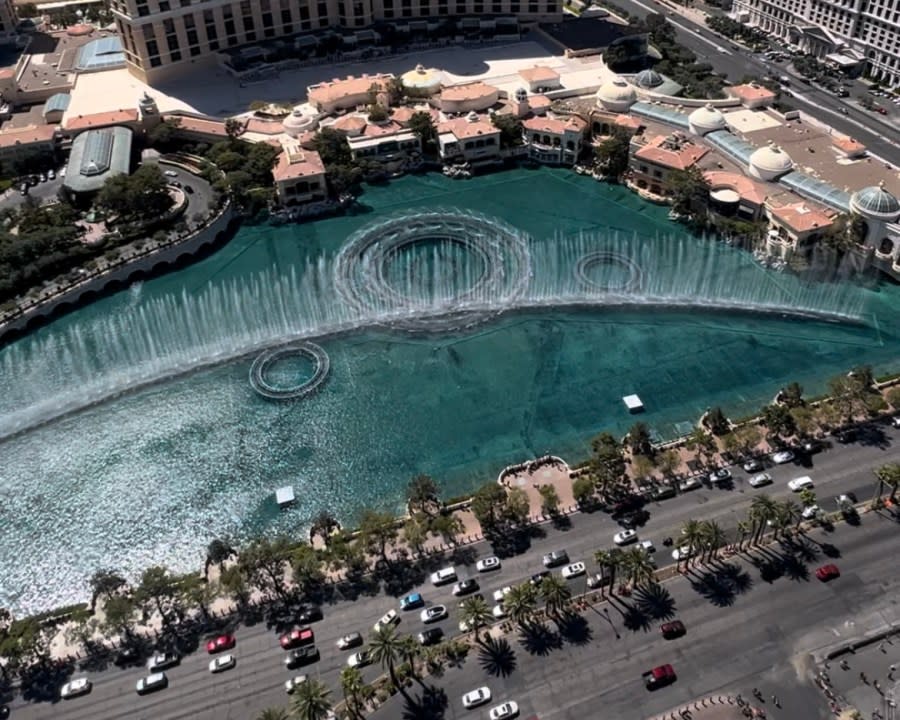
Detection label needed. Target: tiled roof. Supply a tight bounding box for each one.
[307,74,393,106]
[64,108,139,132]
[528,96,552,111]
[703,170,770,206]
[832,135,866,155]
[729,84,777,103]
[440,82,499,102]
[0,124,57,149]
[522,116,585,134]
[164,113,229,137]
[613,114,643,130]
[273,143,326,182]
[519,66,560,83]
[330,115,368,134]
[437,116,499,141]
[363,120,405,137]
[245,117,283,135]
[634,134,708,170]
[768,199,835,232]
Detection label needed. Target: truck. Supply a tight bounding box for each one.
[643,664,676,689]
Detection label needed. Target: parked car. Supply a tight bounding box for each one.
[801,504,821,519]
[297,606,323,623]
[374,609,400,632]
[209,654,236,673]
[743,458,763,472]
[834,428,857,443]
[587,572,610,589]
[561,562,586,579]
[337,632,363,650]
[542,549,569,568]
[430,567,457,586]
[47,169,55,180]
[476,556,501,572]
[643,664,677,689]
[280,627,315,650]
[788,476,814,491]
[418,627,444,646]
[489,701,520,719]
[678,477,702,492]
[60,677,92,699]
[660,620,686,639]
[749,472,773,488]
[709,468,731,484]
[135,672,168,695]
[285,675,308,694]
[347,651,371,668]
[462,686,492,708]
[613,529,637,545]
[420,605,448,624]
[530,570,551,586]
[492,586,512,603]
[164,170,178,177]
[147,652,180,671]
[284,646,319,669]
[671,546,694,561]
[400,592,424,610]
[771,450,795,464]
[492,604,508,619]
[206,634,236,654]
[815,563,840,581]
[453,578,479,596]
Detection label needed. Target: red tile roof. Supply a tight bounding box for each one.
[634,134,708,170]
[273,143,326,182]
[64,108,139,132]
[0,124,57,149]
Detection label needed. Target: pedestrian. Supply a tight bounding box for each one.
[861,671,869,684]
[841,659,851,670]
[880,641,887,653]
[771,695,780,707]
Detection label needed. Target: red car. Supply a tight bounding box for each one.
[660,620,686,639]
[206,634,236,654]
[280,627,315,650]
[816,564,840,582]
[643,664,676,689]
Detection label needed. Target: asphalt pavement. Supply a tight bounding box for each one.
[10,423,900,720]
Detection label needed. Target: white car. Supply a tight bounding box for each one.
[788,476,814,491]
[749,472,772,488]
[743,458,763,472]
[490,701,520,720]
[492,586,512,603]
[561,562,586,579]
[347,651,371,668]
[709,468,731,483]
[374,608,400,632]
[337,632,363,650]
[135,672,168,695]
[285,675,308,693]
[459,618,475,632]
[678,477,702,492]
[164,170,178,177]
[801,505,821,519]
[61,677,92,699]
[639,539,655,553]
[209,654,236,673]
[772,450,795,464]
[492,604,508,619]
[462,686,492,709]
[892,416,900,428]
[672,546,695,561]
[476,556,501,572]
[420,605,448,624]
[147,652,179,671]
[613,529,637,545]
[430,567,457,585]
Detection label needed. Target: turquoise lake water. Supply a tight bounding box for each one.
[0,166,897,614]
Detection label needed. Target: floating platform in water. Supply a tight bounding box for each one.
[623,394,644,413]
[275,486,296,508]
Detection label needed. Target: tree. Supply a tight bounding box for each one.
[102,594,137,640]
[402,515,429,556]
[590,432,626,486]
[572,475,596,507]
[88,568,127,612]
[326,529,367,577]
[408,111,438,155]
[313,127,354,166]
[667,164,711,219]
[368,625,410,700]
[491,113,524,148]
[367,103,389,122]
[290,543,325,596]
[503,583,538,628]
[505,487,530,526]
[97,164,174,221]
[471,482,509,532]
[829,368,873,424]
[290,677,333,720]
[256,708,291,720]
[340,665,370,719]
[593,126,632,179]
[309,511,340,546]
[749,494,778,544]
[219,564,251,607]
[627,422,653,456]
[781,382,804,408]
[656,449,680,480]
[760,403,796,441]
[135,565,182,626]
[406,474,441,516]
[538,574,571,618]
[685,427,717,465]
[602,42,632,70]
[358,510,399,568]
[704,407,730,436]
[700,519,727,561]
[632,454,654,484]
[538,484,561,517]
[593,549,614,596]
[238,535,293,600]
[677,519,705,567]
[886,387,900,410]
[205,538,236,578]
[147,117,182,149]
[0,615,49,677]
[873,462,900,504]
[430,512,464,547]
[621,547,656,588]
[224,117,245,139]
[459,594,493,643]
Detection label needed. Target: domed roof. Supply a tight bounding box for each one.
[635,69,664,89]
[689,103,727,132]
[282,107,316,137]
[401,64,443,91]
[595,78,637,110]
[850,181,900,219]
[749,142,793,175]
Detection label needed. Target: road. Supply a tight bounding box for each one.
[11,423,900,720]
[610,0,900,165]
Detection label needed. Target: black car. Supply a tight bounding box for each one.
[298,606,323,623]
[835,429,857,444]
[418,628,444,646]
[618,509,650,529]
[114,646,142,667]
[530,571,551,586]
[284,646,320,668]
[610,495,643,517]
[453,578,479,596]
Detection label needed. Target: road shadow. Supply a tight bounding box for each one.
[557,612,593,646]
[688,562,753,606]
[377,558,428,597]
[401,684,449,720]
[780,554,811,582]
[621,604,652,632]
[488,524,545,559]
[478,636,517,677]
[518,621,562,656]
[633,583,677,620]
[20,657,75,702]
[551,514,573,531]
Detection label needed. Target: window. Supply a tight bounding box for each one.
[146,39,159,55]
[170,50,182,61]
[159,0,170,10]
[150,55,162,66]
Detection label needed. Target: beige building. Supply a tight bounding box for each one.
[627,132,709,199]
[307,74,393,113]
[437,114,501,165]
[765,197,836,259]
[272,141,327,206]
[439,82,500,113]
[522,114,586,165]
[0,124,58,165]
[110,0,561,85]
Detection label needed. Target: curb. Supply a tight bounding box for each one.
[815,624,900,663]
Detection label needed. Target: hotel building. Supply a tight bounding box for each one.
[109,0,561,84]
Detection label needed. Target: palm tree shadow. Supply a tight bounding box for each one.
[689,562,752,607]
[519,621,562,656]
[478,635,517,677]
[557,612,593,646]
[401,684,448,720]
[633,583,677,620]
[622,605,652,632]
[781,554,811,581]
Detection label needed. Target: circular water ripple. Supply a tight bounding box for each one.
[574,250,643,293]
[249,343,330,400]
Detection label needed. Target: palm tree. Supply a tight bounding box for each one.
[290,678,333,720]
[503,583,538,628]
[397,634,422,682]
[621,547,655,589]
[539,574,571,618]
[678,519,705,568]
[459,594,493,643]
[779,498,802,531]
[593,549,613,597]
[749,494,777,544]
[368,625,409,698]
[736,519,753,551]
[700,520,727,562]
[340,666,367,719]
[256,708,290,720]
[873,462,900,505]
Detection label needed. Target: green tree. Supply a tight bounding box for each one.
[700,519,727,561]
[290,677,333,720]
[290,543,325,595]
[224,117,245,139]
[340,665,370,719]
[503,583,538,628]
[101,594,137,640]
[602,42,632,70]
[88,568,127,612]
[705,406,730,436]
[685,427,717,465]
[368,625,411,700]
[781,382,804,407]
[471,482,509,532]
[367,103,389,122]
[135,565,182,626]
[538,574,571,618]
[590,432,626,486]
[491,113,524,148]
[677,519,705,568]
[205,538,236,578]
[406,474,441,516]
[505,487,530,526]
[430,512,464,547]
[313,127,353,166]
[666,164,711,219]
[238,535,293,600]
[97,163,174,221]
[538,484,561,517]
[219,564,251,607]
[749,494,778,543]
[593,126,632,179]
[147,117,182,149]
[309,511,340,547]
[402,514,429,556]
[459,594,493,643]
[760,403,796,441]
[829,368,873,423]
[180,575,218,622]
[408,110,438,155]
[885,386,900,410]
[255,708,291,720]
[627,421,654,456]
[571,475,596,507]
[656,449,680,479]
[621,547,656,588]
[873,462,900,503]
[358,510,399,568]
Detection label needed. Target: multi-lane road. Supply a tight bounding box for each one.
[12,422,899,720]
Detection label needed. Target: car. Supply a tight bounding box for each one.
[489,701,520,719]
[816,564,841,581]
[892,416,900,428]
[147,652,180,671]
[561,562,586,579]
[462,686,492,708]
[542,549,569,567]
[374,609,400,632]
[678,477,702,492]
[337,632,363,650]
[672,546,694,561]
[530,570,551,586]
[164,170,178,177]
[639,539,655,554]
[418,627,444,645]
[834,428,857,443]
[877,106,888,114]
[492,586,512,603]
[61,677,92,699]
[135,672,168,695]
[285,675,308,694]
[209,654,236,673]
[801,504,821,519]
[420,605,448,623]
[587,572,610,589]
[613,529,637,545]
[39,172,47,182]
[297,606,323,623]
[643,664,676,689]
[651,485,677,501]
[400,592,424,610]
[430,567,457,585]
[609,495,643,516]
[206,634,236,654]
[492,604,508,619]
[788,476,814,491]
[284,646,319,668]
[18,183,27,195]
[459,618,476,632]
[749,472,773,488]
[618,509,649,528]
[114,646,141,666]
[453,578,479,596]
[660,620,686,639]
[48,169,55,180]
[709,468,731,484]
[771,450,795,464]
[347,651,371,668]
[476,556,501,572]
[280,627,315,650]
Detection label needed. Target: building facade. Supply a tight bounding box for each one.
[0,0,17,45]
[521,115,586,165]
[110,0,561,84]
[732,0,900,84]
